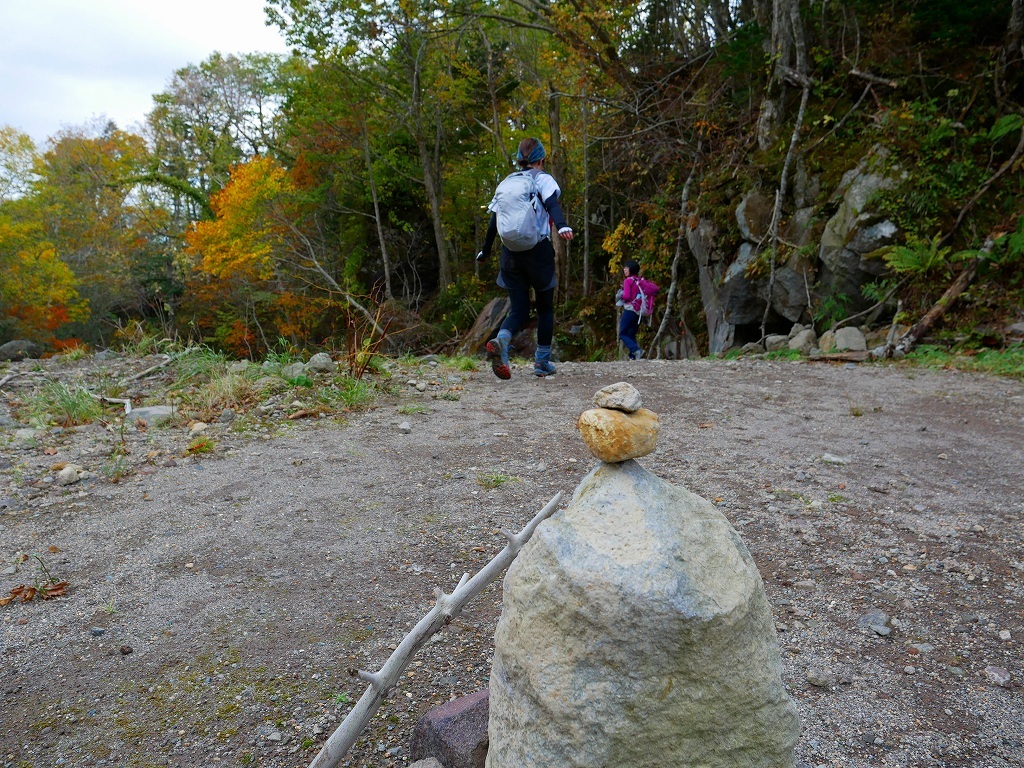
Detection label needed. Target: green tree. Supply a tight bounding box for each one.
[0,126,38,203]
[30,122,168,341]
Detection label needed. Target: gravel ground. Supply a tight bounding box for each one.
[1,353,1022,768]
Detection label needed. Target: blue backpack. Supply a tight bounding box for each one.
[488,169,543,252]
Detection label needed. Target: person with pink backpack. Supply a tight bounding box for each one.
[616,259,659,360]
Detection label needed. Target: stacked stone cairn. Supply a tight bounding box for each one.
[486,382,800,768]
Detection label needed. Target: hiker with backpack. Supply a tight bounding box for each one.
[476,137,573,379]
[616,259,659,360]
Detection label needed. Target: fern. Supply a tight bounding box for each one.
[877,236,951,274]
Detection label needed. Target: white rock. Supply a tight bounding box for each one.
[488,460,799,768]
[189,422,208,436]
[398,422,412,434]
[57,466,82,486]
[592,382,643,413]
[821,453,850,465]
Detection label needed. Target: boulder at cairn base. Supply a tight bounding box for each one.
[487,460,799,768]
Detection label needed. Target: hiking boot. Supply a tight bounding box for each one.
[632,349,645,360]
[485,337,511,380]
[533,359,557,377]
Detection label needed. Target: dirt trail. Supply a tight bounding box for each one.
[1,357,1022,768]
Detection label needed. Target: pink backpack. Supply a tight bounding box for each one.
[629,276,660,317]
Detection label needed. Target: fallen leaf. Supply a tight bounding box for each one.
[699,422,714,429]
[48,545,61,553]
[21,586,37,603]
[0,594,16,607]
[43,447,58,456]
[44,581,69,598]
[50,462,67,471]
[287,409,313,420]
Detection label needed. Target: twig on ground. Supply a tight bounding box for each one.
[124,355,172,382]
[308,492,563,768]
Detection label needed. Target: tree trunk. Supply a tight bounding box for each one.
[756,0,801,150]
[998,0,1024,102]
[418,134,451,289]
[548,83,567,300]
[689,220,734,354]
[410,41,451,289]
[650,163,697,355]
[581,86,591,296]
[361,115,393,302]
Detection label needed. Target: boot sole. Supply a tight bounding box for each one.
[485,340,511,380]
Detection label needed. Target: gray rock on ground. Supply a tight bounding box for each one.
[834,326,867,352]
[306,352,337,373]
[281,362,306,380]
[0,340,44,361]
[130,405,176,424]
[789,328,817,354]
[411,689,489,768]
[487,460,800,768]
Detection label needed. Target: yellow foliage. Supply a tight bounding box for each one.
[0,220,89,337]
[601,221,635,271]
[186,156,292,280]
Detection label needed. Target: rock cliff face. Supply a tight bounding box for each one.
[696,149,899,347]
[487,460,800,768]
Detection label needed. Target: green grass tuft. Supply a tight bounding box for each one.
[28,381,102,426]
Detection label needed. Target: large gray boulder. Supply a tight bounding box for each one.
[817,151,898,310]
[722,244,765,326]
[735,188,774,242]
[0,340,44,361]
[487,460,799,768]
[834,326,867,352]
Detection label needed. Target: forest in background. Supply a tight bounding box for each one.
[1,0,1022,360]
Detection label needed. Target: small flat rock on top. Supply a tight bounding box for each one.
[593,382,642,413]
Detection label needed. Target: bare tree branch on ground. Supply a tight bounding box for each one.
[308,492,563,768]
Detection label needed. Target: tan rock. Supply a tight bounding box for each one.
[577,407,659,463]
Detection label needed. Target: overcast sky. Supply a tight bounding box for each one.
[0,0,292,147]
